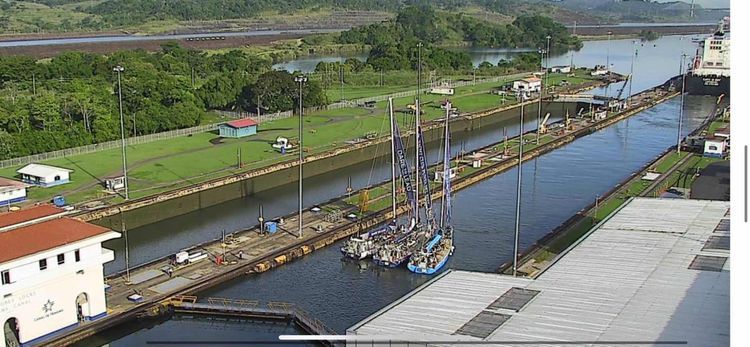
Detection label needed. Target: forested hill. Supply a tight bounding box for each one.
[336,4,581,71]
[0,0,602,34]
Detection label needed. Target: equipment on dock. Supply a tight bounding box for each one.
[264,221,278,234]
[538,113,552,135]
[358,189,370,213]
[174,251,190,265]
[272,136,293,152]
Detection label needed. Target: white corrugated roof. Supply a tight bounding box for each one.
[16,163,73,177]
[348,198,730,346]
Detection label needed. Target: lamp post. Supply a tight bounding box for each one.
[536,48,546,145]
[677,54,687,155]
[628,40,637,107]
[513,90,527,277]
[295,75,307,238]
[605,31,613,98]
[545,35,551,89]
[113,65,129,200]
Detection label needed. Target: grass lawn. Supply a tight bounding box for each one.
[1,72,596,205]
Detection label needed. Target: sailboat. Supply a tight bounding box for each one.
[371,98,420,267]
[407,101,455,275]
[341,98,415,260]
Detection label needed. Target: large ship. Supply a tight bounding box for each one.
[686,16,730,96]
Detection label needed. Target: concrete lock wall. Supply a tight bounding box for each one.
[94,101,584,231]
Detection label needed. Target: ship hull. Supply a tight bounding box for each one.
[686,74,730,96]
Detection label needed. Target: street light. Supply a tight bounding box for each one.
[513,90,528,277]
[628,40,637,107]
[677,54,688,155]
[536,48,546,145]
[545,35,551,89]
[295,75,307,239]
[113,65,129,200]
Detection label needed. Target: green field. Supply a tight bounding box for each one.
[1,71,596,205]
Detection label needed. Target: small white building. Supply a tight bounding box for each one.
[703,137,726,158]
[0,214,119,346]
[512,77,541,93]
[429,87,454,95]
[590,64,609,76]
[550,65,572,73]
[16,164,73,187]
[0,178,27,206]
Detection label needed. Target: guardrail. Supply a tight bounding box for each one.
[171,297,340,345]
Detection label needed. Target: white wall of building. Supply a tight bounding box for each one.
[695,37,730,77]
[0,233,117,345]
[0,186,25,205]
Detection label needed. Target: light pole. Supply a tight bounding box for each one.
[605,31,612,98]
[536,48,546,145]
[677,54,687,155]
[628,40,636,107]
[113,65,129,200]
[295,75,307,238]
[545,35,551,89]
[513,90,527,277]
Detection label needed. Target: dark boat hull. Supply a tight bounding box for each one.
[686,74,730,96]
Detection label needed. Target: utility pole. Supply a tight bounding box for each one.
[113,66,129,200]
[295,75,307,238]
[32,73,36,96]
[677,54,687,155]
[605,31,612,99]
[512,91,526,277]
[256,94,261,118]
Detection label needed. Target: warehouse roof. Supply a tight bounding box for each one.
[349,198,730,345]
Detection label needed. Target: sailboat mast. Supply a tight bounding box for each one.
[414,98,420,225]
[389,98,397,221]
[440,102,450,228]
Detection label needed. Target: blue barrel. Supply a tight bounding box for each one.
[264,221,277,234]
[52,195,65,207]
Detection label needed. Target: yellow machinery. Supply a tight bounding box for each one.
[358,189,370,212]
[538,112,551,134]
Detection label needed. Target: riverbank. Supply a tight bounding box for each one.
[43,81,676,347]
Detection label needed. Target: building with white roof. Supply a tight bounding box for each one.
[0,178,28,206]
[16,164,73,187]
[512,77,541,93]
[348,198,730,346]
[0,208,120,346]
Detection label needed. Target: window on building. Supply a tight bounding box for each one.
[1,270,10,285]
[39,259,47,270]
[75,250,81,262]
[57,254,65,265]
[709,145,718,151]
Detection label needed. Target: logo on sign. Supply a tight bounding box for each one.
[42,300,55,313]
